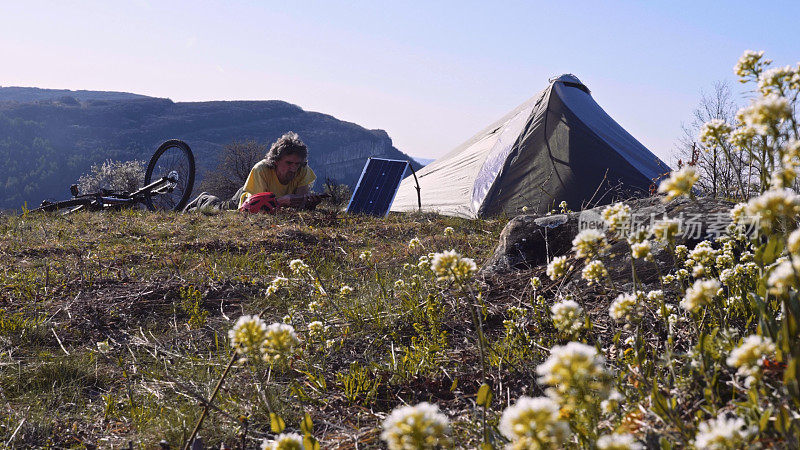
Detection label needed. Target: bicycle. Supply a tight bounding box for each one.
[33,139,196,214]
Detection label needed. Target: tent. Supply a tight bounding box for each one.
[390,74,670,218]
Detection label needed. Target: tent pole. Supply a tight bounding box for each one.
[407,161,422,211]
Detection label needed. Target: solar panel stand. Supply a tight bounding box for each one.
[406,160,422,211]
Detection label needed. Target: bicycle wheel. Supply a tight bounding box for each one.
[143,139,195,211]
[32,198,93,215]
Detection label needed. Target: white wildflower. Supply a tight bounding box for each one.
[262,323,300,363]
[726,335,776,379]
[601,390,624,414]
[651,220,680,244]
[631,240,652,260]
[610,292,641,323]
[646,290,664,303]
[228,315,268,361]
[767,257,800,295]
[536,342,611,399]
[339,285,354,296]
[380,402,451,450]
[289,259,310,276]
[788,228,800,255]
[689,241,717,266]
[430,249,478,282]
[680,279,721,312]
[499,396,570,448]
[734,50,771,81]
[308,321,325,338]
[658,166,698,202]
[597,433,643,450]
[443,226,454,237]
[572,229,608,259]
[96,340,111,354]
[719,268,734,285]
[530,276,542,289]
[417,255,431,270]
[692,264,707,278]
[737,95,792,135]
[729,202,747,224]
[546,256,571,281]
[551,299,585,335]
[261,433,304,450]
[582,260,608,285]
[693,413,756,449]
[271,276,289,288]
[674,245,689,262]
[758,65,795,95]
[408,237,422,250]
[728,126,757,149]
[601,203,631,234]
[699,119,732,148]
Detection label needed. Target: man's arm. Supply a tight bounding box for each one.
[276,185,322,209]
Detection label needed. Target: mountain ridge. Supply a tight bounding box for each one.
[0,87,420,209]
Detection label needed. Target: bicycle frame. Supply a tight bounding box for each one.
[33,139,195,214]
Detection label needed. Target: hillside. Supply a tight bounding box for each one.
[0,87,421,210]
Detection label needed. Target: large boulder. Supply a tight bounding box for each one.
[482,197,735,282]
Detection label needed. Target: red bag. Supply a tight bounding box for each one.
[239,192,278,214]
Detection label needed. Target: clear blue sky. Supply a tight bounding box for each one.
[2,1,799,163]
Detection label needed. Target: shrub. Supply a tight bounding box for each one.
[76,159,145,194]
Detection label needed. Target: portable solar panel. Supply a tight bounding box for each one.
[346,158,409,216]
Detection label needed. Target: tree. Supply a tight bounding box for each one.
[198,140,266,199]
[675,81,746,199]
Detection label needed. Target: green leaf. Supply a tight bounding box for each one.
[481,443,494,450]
[759,407,772,431]
[477,383,492,407]
[450,378,458,392]
[300,412,314,434]
[270,413,286,433]
[766,235,784,265]
[775,407,788,433]
[303,435,320,450]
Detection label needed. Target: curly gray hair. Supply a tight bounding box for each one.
[264,132,308,168]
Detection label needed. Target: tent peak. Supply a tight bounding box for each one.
[549,74,590,94]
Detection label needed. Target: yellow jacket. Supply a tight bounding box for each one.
[238,160,316,208]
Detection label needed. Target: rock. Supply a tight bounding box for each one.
[482,196,734,277]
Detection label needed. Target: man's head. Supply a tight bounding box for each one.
[264,132,309,184]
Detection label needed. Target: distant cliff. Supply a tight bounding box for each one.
[0,87,421,210]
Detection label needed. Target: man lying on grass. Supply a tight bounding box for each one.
[185,132,323,213]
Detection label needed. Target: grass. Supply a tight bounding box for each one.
[1,201,798,449]
[0,207,509,448]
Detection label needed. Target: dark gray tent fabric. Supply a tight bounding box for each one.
[390,74,670,218]
[555,82,666,181]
